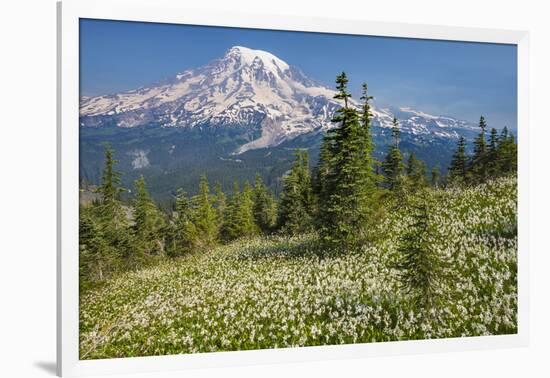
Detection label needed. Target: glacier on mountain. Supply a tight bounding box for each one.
[80,46,477,154]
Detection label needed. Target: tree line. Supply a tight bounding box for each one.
[80,72,517,290]
[448,116,517,184]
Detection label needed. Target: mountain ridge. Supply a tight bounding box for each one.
[80,46,478,154]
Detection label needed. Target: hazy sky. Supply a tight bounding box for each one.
[80,19,517,129]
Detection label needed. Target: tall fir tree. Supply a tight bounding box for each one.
[95,144,131,259]
[487,127,499,178]
[213,182,227,233]
[316,74,379,246]
[131,175,166,261]
[79,207,115,282]
[166,189,198,257]
[334,70,351,107]
[406,152,427,191]
[191,175,218,247]
[470,115,489,182]
[278,150,314,235]
[223,181,258,240]
[252,174,277,233]
[497,127,517,175]
[221,181,241,241]
[237,181,259,237]
[313,132,332,203]
[359,83,380,190]
[382,117,404,191]
[395,192,447,316]
[359,83,375,158]
[98,144,124,206]
[448,136,469,184]
[358,83,384,234]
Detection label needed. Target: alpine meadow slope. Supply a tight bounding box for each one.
[80,176,517,358]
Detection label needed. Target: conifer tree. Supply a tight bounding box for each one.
[313,133,333,203]
[236,181,259,237]
[253,174,277,233]
[396,192,446,314]
[223,181,258,240]
[278,150,314,235]
[359,83,375,157]
[175,189,193,224]
[334,71,352,108]
[391,116,400,147]
[132,175,166,260]
[79,207,115,282]
[359,83,380,190]
[316,73,379,246]
[166,189,197,257]
[406,152,427,191]
[213,182,227,232]
[95,145,131,258]
[98,144,124,206]
[382,117,404,190]
[191,175,218,247]
[497,127,517,175]
[487,127,499,178]
[500,126,509,140]
[448,136,469,184]
[221,181,241,241]
[358,83,383,232]
[406,153,418,176]
[296,151,314,215]
[470,115,488,182]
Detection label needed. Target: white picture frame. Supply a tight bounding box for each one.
[57,0,530,376]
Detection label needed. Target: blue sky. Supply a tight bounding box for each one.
[80,19,517,129]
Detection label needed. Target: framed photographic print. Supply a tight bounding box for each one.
[57,0,529,376]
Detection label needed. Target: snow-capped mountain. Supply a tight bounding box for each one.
[80,46,477,154]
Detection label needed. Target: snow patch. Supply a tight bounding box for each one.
[229,46,290,73]
[129,150,150,169]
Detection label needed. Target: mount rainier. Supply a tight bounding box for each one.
[79,46,479,200]
[80,46,477,154]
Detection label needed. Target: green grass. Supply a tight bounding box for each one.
[80,176,517,359]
